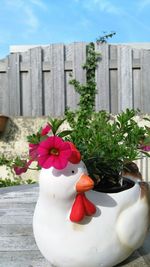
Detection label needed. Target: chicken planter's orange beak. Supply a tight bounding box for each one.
[76,174,94,193]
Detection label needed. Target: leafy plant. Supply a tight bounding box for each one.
[0,177,36,188]
[65,42,150,190]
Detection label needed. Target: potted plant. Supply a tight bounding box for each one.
[12,42,150,267]
[24,115,149,267]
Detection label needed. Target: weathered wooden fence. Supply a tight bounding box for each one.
[0,42,150,116]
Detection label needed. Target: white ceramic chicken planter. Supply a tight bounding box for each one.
[33,160,150,267]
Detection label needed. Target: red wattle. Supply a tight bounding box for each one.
[70,193,96,222]
[70,194,85,222]
[82,193,96,216]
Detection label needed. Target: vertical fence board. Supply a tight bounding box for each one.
[66,42,86,110]
[109,45,118,113]
[133,49,141,110]
[65,70,74,110]
[0,72,8,115]
[110,70,118,114]
[20,51,31,116]
[44,44,65,117]
[141,50,150,113]
[42,46,51,116]
[20,72,30,116]
[43,71,51,115]
[29,47,43,116]
[109,45,117,60]
[95,43,110,111]
[7,54,20,115]
[133,69,141,110]
[0,59,8,115]
[118,46,133,112]
[73,42,86,84]
[65,43,76,110]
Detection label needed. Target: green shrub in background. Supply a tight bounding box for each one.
[0,177,35,188]
[65,41,150,190]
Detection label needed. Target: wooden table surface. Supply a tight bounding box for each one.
[0,184,150,267]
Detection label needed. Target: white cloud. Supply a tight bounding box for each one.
[24,6,39,33]
[30,0,47,10]
[138,0,150,9]
[75,0,122,15]
[93,0,121,14]
[3,0,47,35]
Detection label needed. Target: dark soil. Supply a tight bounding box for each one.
[93,178,135,193]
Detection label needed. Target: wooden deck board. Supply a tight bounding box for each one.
[0,184,150,267]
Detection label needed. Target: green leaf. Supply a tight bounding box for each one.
[57,130,73,138]
[143,136,150,145]
[40,135,48,142]
[48,117,66,135]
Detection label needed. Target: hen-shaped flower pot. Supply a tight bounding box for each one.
[33,160,150,267]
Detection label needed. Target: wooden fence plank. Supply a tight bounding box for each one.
[65,42,86,111]
[20,51,31,115]
[118,45,133,112]
[109,45,118,113]
[132,49,141,110]
[95,43,110,111]
[52,43,65,117]
[0,58,8,115]
[133,69,141,110]
[65,43,75,110]
[44,44,65,117]
[29,47,43,116]
[7,54,20,115]
[110,70,118,114]
[41,46,51,116]
[141,49,150,113]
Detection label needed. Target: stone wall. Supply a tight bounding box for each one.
[0,117,50,181]
[0,117,50,158]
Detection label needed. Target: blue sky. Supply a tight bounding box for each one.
[0,0,150,59]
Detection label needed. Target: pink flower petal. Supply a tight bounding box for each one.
[141,145,150,151]
[38,146,49,155]
[38,155,51,167]
[41,123,52,136]
[40,137,55,149]
[29,143,39,161]
[59,149,72,159]
[37,136,72,170]
[53,156,68,170]
[14,165,27,175]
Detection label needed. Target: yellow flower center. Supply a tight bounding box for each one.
[50,148,59,156]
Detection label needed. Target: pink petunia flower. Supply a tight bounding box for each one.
[14,165,28,175]
[41,123,52,136]
[141,145,150,152]
[13,160,32,175]
[37,136,72,170]
[29,143,39,161]
[67,141,81,164]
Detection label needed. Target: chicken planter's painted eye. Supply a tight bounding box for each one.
[72,170,75,174]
